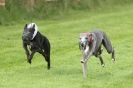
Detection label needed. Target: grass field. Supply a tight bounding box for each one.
[0,4,133,88]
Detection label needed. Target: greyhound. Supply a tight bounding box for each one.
[22,23,51,69]
[79,30,115,78]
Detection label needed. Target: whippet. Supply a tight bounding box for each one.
[79,30,115,78]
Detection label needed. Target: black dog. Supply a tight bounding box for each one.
[22,23,51,69]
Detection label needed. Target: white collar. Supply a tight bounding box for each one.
[27,23,38,40]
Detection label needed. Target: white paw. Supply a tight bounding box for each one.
[112,59,115,63]
[102,64,105,67]
[112,59,115,61]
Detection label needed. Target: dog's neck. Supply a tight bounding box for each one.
[27,23,38,40]
[32,28,38,40]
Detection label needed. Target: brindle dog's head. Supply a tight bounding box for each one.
[22,23,38,44]
[79,33,93,50]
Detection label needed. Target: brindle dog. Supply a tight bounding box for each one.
[79,30,115,78]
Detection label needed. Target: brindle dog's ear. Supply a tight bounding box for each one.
[89,33,93,43]
[24,24,27,29]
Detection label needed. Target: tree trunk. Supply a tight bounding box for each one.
[28,0,35,7]
[26,0,35,11]
[0,0,5,7]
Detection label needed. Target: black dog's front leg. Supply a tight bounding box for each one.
[23,43,30,62]
[23,42,36,64]
[28,51,36,64]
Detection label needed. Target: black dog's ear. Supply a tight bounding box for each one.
[33,24,35,28]
[24,24,27,29]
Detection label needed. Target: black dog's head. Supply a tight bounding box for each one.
[22,23,38,44]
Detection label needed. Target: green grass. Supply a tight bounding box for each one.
[0,4,133,88]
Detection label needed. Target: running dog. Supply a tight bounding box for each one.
[79,30,115,78]
[22,23,51,69]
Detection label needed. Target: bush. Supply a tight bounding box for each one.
[0,0,133,25]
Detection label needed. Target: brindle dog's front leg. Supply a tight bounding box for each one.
[81,53,92,63]
[23,43,30,62]
[81,53,91,79]
[82,62,87,79]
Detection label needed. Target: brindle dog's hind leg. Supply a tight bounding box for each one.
[98,55,105,67]
[112,48,115,62]
[96,46,105,67]
[95,54,105,67]
[102,33,115,62]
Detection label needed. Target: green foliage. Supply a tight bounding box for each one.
[0,0,133,25]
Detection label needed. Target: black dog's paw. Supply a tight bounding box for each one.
[28,59,32,64]
[47,66,50,70]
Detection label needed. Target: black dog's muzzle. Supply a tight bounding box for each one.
[22,32,33,44]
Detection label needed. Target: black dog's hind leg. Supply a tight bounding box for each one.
[39,51,50,69]
[46,54,50,70]
[44,53,50,70]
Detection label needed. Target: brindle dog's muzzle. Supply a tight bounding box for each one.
[79,37,88,50]
[80,42,87,50]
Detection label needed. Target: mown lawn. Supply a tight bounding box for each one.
[0,4,133,88]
